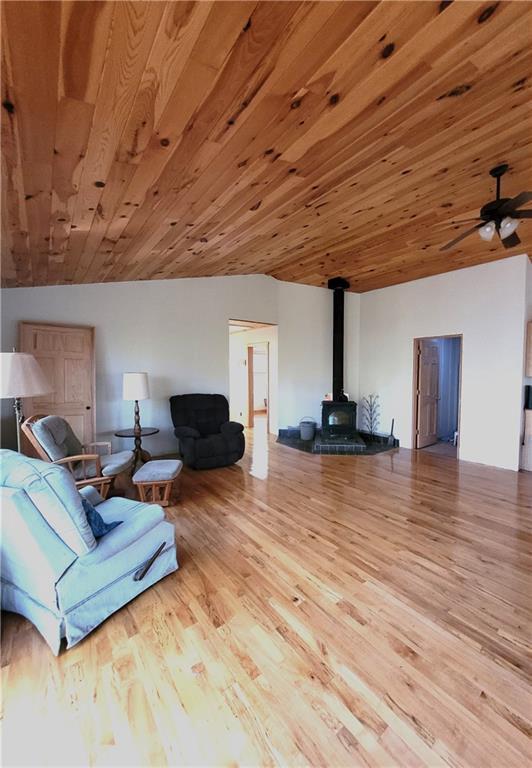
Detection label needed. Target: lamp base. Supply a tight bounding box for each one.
[132,400,151,468]
[14,397,23,453]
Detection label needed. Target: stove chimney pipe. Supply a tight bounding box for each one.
[327,276,350,402]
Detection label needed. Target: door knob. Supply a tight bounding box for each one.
[86,406,91,410]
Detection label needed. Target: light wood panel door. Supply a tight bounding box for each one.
[415,339,439,449]
[19,322,95,446]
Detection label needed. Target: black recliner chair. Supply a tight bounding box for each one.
[169,394,245,470]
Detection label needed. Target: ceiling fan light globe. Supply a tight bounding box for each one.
[478,221,496,241]
[500,216,519,240]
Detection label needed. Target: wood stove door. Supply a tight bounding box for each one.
[415,339,439,448]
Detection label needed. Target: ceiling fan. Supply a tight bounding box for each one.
[440,164,532,252]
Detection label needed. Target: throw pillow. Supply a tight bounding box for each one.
[81,497,122,539]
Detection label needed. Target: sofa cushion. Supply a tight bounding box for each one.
[0,450,96,555]
[32,415,83,461]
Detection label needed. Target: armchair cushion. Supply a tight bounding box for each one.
[220,420,245,436]
[78,497,165,565]
[72,450,133,480]
[174,425,201,439]
[32,415,83,461]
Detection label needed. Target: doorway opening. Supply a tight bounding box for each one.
[413,335,462,459]
[247,342,269,430]
[228,320,278,437]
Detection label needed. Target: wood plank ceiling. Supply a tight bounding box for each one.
[1,1,531,292]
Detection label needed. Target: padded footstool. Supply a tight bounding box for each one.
[133,459,183,507]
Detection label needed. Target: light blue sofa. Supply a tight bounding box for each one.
[0,449,178,654]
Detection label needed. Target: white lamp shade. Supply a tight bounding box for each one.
[500,216,519,240]
[478,221,496,242]
[0,352,52,398]
[122,372,150,401]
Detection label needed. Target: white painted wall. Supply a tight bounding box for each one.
[520,257,532,469]
[0,275,278,454]
[229,325,278,433]
[277,281,360,427]
[359,254,529,471]
[1,274,354,451]
[525,256,532,374]
[2,256,526,470]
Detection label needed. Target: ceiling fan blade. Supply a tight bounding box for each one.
[513,209,532,219]
[440,223,483,252]
[499,191,532,215]
[447,217,482,225]
[501,231,521,249]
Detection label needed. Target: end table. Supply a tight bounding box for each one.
[114,427,159,468]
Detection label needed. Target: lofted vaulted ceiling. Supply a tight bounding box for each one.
[1,0,531,292]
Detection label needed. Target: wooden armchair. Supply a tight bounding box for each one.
[21,415,134,499]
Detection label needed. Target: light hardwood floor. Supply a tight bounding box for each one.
[2,431,531,767]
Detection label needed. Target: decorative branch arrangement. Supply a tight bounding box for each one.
[362,394,380,435]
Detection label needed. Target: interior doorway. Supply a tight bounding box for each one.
[413,335,462,459]
[228,320,278,435]
[247,342,269,430]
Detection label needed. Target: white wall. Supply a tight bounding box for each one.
[359,255,528,471]
[1,275,278,454]
[2,256,527,470]
[525,256,532,375]
[277,281,360,427]
[1,274,355,451]
[520,258,532,468]
[229,326,279,433]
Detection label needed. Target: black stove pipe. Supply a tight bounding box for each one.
[327,276,350,402]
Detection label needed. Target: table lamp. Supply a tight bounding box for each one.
[0,351,52,452]
[122,371,150,436]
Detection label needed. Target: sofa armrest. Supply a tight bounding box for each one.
[221,420,244,436]
[174,426,201,439]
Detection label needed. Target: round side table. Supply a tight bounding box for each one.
[115,427,159,468]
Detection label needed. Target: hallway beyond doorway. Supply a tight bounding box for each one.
[414,335,462,459]
[228,320,278,436]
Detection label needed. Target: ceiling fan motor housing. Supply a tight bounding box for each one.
[480,199,511,222]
